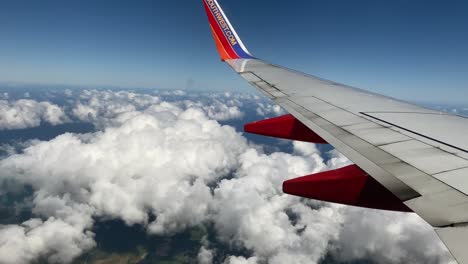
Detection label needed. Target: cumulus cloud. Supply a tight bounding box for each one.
[198,246,215,264]
[330,208,454,264]
[183,99,244,121]
[71,90,161,127]
[326,149,353,169]
[0,95,251,262]
[0,144,17,158]
[0,218,95,264]
[164,91,254,122]
[64,89,73,97]
[0,90,454,264]
[224,256,258,264]
[71,90,251,128]
[255,102,285,117]
[212,148,344,263]
[0,99,68,130]
[1,106,247,225]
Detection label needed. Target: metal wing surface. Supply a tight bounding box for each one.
[202,0,468,262]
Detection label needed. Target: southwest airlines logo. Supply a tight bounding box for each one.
[206,0,238,46]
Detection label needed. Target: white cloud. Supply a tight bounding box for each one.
[255,103,285,117]
[224,256,258,264]
[212,148,343,263]
[201,103,244,121]
[326,149,353,169]
[71,90,160,127]
[198,246,214,264]
[0,218,95,264]
[0,95,251,262]
[0,99,68,130]
[0,144,17,158]
[0,90,455,264]
[1,106,248,226]
[64,89,73,97]
[71,90,250,127]
[330,208,454,264]
[182,99,244,121]
[293,141,321,157]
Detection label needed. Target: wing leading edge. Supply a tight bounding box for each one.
[202,0,468,263]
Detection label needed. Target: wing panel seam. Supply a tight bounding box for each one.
[361,112,468,154]
[280,97,421,201]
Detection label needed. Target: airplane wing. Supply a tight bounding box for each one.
[202,0,468,263]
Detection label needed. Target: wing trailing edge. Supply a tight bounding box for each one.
[436,226,468,264]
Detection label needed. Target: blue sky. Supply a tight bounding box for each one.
[1,0,468,103]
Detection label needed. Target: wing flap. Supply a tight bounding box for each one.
[279,96,422,200]
[437,225,468,264]
[283,164,412,212]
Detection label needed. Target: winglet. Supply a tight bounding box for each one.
[203,0,253,61]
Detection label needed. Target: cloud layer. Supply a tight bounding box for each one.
[0,90,455,264]
[0,99,68,130]
[330,209,452,264]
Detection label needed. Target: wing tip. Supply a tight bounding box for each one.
[203,0,254,61]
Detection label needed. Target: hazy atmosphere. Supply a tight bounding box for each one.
[1,0,468,102]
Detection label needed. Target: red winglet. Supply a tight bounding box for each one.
[244,114,327,144]
[283,165,412,212]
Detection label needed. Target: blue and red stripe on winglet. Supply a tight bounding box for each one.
[203,0,253,60]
